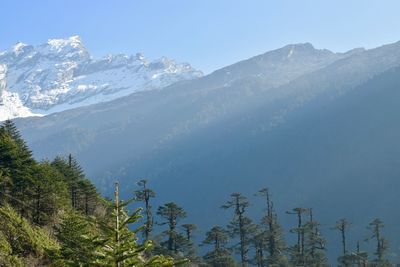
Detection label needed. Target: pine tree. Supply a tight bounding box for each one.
[93,182,182,266]
[55,210,99,265]
[222,193,252,267]
[250,226,267,267]
[354,241,368,267]
[78,179,99,216]
[366,218,390,266]
[303,209,328,266]
[286,207,309,266]
[157,202,187,254]
[256,188,287,266]
[0,168,12,206]
[1,119,33,160]
[51,155,87,211]
[135,179,155,241]
[0,120,36,219]
[31,161,69,225]
[0,129,16,205]
[333,218,355,266]
[202,226,237,267]
[181,223,199,261]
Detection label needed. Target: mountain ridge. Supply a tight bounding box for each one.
[0,36,202,121]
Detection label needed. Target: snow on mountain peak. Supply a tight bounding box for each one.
[0,36,203,120]
[0,64,6,84]
[46,35,84,52]
[35,35,90,60]
[0,64,39,121]
[48,35,81,46]
[12,42,29,56]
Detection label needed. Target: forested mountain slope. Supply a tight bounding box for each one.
[14,41,400,263]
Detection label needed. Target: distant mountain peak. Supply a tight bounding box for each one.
[0,36,203,120]
[12,42,29,56]
[47,35,82,47]
[289,42,315,49]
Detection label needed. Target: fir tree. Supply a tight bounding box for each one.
[78,179,99,216]
[256,188,287,266]
[0,129,16,205]
[333,218,355,267]
[222,193,252,267]
[93,182,182,266]
[135,179,155,241]
[55,210,99,265]
[366,218,390,266]
[202,226,237,267]
[0,120,36,219]
[157,202,187,254]
[250,226,267,267]
[31,161,69,225]
[303,209,328,266]
[54,154,87,210]
[181,223,199,261]
[286,207,309,266]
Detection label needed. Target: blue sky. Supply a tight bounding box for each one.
[1,0,400,73]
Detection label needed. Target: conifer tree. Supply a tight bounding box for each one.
[32,161,68,225]
[93,182,181,266]
[51,155,87,211]
[181,224,196,243]
[250,226,267,267]
[303,209,328,266]
[0,120,36,219]
[0,169,12,206]
[202,226,237,267]
[78,179,99,216]
[334,218,351,256]
[333,218,356,266]
[366,218,390,266]
[0,129,15,205]
[256,188,287,266]
[68,154,84,209]
[222,193,252,267]
[354,241,368,267]
[157,202,187,254]
[55,210,99,265]
[135,179,155,241]
[181,223,198,261]
[286,207,309,266]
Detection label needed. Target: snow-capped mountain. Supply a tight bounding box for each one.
[0,64,39,120]
[0,36,202,120]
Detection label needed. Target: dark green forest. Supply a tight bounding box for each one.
[0,119,395,267]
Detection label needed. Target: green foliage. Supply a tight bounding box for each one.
[222,193,253,266]
[1,119,399,267]
[256,188,288,266]
[0,122,36,218]
[366,218,391,266]
[202,226,237,267]
[91,183,184,267]
[54,211,100,266]
[157,202,187,255]
[32,161,69,225]
[135,179,156,241]
[181,223,199,262]
[0,120,106,266]
[0,204,59,266]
